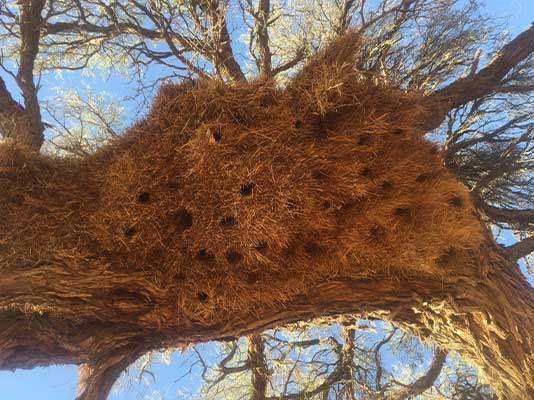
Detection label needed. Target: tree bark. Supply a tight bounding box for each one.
[255,0,272,79]
[388,348,447,400]
[0,0,45,149]
[248,334,269,400]
[507,236,534,261]
[1,237,533,399]
[0,76,42,148]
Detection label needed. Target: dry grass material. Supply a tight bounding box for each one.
[0,33,484,326]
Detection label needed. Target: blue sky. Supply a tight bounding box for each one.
[0,1,533,399]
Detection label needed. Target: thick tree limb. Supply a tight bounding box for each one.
[507,236,534,261]
[476,199,534,228]
[201,0,246,82]
[424,24,534,133]
[270,49,306,76]
[0,76,25,124]
[485,206,534,227]
[44,12,208,53]
[15,0,45,149]
[44,21,163,40]
[76,346,147,400]
[339,320,356,398]
[334,0,356,35]
[255,0,272,78]
[435,24,534,104]
[389,348,447,400]
[0,0,45,149]
[248,334,269,400]
[493,84,534,94]
[1,244,533,399]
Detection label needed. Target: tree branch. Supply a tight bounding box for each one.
[248,333,269,400]
[374,328,396,390]
[339,320,356,398]
[368,0,416,73]
[477,200,534,228]
[389,348,447,400]
[0,0,45,149]
[424,24,534,133]
[254,0,272,78]
[493,84,534,94]
[76,347,146,400]
[202,0,246,82]
[507,236,534,261]
[265,321,357,400]
[15,0,45,149]
[334,0,356,35]
[0,76,23,117]
[44,2,214,80]
[142,2,211,80]
[271,48,306,76]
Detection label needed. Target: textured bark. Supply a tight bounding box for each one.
[204,0,246,82]
[0,0,45,149]
[76,349,145,400]
[339,321,356,399]
[507,236,534,261]
[1,239,533,399]
[255,0,272,78]
[0,76,41,148]
[248,334,269,400]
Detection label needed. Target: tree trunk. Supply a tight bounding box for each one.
[0,77,44,150]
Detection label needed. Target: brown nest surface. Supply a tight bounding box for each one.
[0,33,483,325]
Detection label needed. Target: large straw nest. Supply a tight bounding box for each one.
[0,32,484,325]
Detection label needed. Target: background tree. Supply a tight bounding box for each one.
[116,318,491,399]
[1,1,534,399]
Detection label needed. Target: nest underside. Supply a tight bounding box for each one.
[0,33,484,325]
